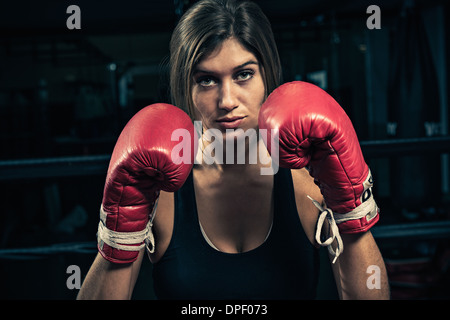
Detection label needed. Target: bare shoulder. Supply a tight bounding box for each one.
[149,190,175,263]
[290,168,323,246]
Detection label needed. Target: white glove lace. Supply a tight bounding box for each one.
[308,196,343,264]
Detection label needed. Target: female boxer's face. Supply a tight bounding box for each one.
[191,37,265,135]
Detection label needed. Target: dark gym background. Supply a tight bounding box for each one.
[0,0,449,300]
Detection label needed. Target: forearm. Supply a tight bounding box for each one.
[331,231,390,300]
[77,250,144,300]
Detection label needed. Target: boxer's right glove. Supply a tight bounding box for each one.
[98,103,195,264]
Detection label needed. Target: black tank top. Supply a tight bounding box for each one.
[152,167,319,299]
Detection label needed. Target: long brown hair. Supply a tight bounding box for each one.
[169,0,282,119]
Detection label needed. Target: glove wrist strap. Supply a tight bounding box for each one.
[97,203,157,253]
[333,195,378,224]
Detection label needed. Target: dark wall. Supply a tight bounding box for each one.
[1,0,449,301]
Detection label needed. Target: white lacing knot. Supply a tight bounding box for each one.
[308,196,343,264]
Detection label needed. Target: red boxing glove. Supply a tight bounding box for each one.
[98,103,195,264]
[259,81,379,238]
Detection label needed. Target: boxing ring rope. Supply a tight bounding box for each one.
[359,136,450,157]
[1,136,450,181]
[0,242,97,260]
[1,222,449,260]
[0,154,111,181]
[1,136,450,259]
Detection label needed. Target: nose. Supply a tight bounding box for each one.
[218,81,238,111]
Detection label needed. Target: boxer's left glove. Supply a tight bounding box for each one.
[259,81,379,261]
[98,103,195,264]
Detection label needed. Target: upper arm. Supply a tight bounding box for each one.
[149,190,175,263]
[290,168,323,246]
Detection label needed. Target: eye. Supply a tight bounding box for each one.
[196,76,217,87]
[235,70,255,82]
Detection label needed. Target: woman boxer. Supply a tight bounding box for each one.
[78,0,389,299]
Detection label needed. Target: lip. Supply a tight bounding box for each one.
[216,116,246,129]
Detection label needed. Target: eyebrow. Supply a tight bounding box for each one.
[193,60,259,75]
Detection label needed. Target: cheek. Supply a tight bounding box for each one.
[191,87,203,115]
[192,90,214,120]
[251,79,266,110]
